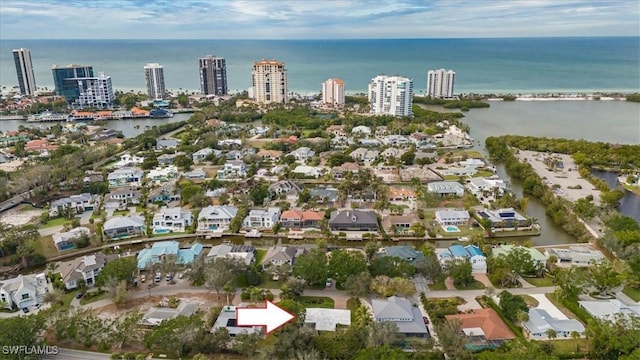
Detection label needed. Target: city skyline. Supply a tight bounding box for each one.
[0,1,638,39]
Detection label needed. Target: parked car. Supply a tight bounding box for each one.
[75,292,84,299]
[34,303,41,309]
[326,278,333,288]
[166,274,172,282]
[155,272,161,283]
[423,316,429,324]
[22,307,29,313]
[140,274,146,283]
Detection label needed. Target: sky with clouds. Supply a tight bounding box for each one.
[1,0,638,39]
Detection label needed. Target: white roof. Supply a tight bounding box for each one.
[305,308,351,331]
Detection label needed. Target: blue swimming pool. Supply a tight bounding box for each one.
[442,225,461,233]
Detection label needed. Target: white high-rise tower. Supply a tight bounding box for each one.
[368,75,413,117]
[427,69,455,98]
[144,63,166,100]
[322,78,345,106]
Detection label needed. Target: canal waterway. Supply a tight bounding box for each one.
[592,170,640,223]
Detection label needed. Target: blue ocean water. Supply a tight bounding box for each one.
[1,38,639,94]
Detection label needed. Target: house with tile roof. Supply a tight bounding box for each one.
[387,187,417,201]
[372,296,429,337]
[279,210,323,229]
[445,308,515,350]
[381,214,421,235]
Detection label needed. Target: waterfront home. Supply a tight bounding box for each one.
[52,226,90,251]
[359,138,382,147]
[24,139,58,154]
[106,188,141,208]
[192,148,220,163]
[476,208,531,231]
[249,126,270,137]
[49,193,96,217]
[103,216,145,240]
[578,299,640,322]
[279,209,323,229]
[445,309,515,350]
[197,205,238,233]
[137,240,203,269]
[435,210,470,226]
[381,214,421,235]
[211,305,263,338]
[268,180,302,198]
[331,162,360,180]
[242,207,281,229]
[147,166,179,183]
[466,177,508,202]
[156,138,180,150]
[372,296,429,338]
[351,125,372,136]
[329,210,379,232]
[184,168,206,180]
[289,147,315,163]
[387,187,417,201]
[292,165,323,178]
[140,302,199,326]
[382,135,411,147]
[326,125,347,137]
[152,207,193,234]
[261,246,306,270]
[522,308,585,340]
[381,147,408,161]
[399,166,442,182]
[544,246,605,267]
[309,186,339,203]
[350,148,378,163]
[492,245,547,269]
[305,308,351,332]
[432,165,478,177]
[377,245,425,265]
[57,254,108,290]
[437,245,487,274]
[0,273,51,310]
[427,181,465,197]
[257,149,283,162]
[217,160,247,179]
[108,167,144,188]
[207,244,255,266]
[114,153,144,168]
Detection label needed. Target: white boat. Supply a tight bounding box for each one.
[27,111,69,123]
[245,229,262,238]
[458,236,470,242]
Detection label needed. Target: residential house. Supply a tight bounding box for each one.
[329,210,379,232]
[0,273,50,310]
[107,167,144,187]
[437,245,487,274]
[415,151,439,162]
[24,139,58,154]
[137,240,204,269]
[435,210,470,226]
[476,208,531,231]
[279,210,323,229]
[522,308,585,340]
[218,139,242,148]
[225,150,244,160]
[184,169,206,180]
[544,246,605,267]
[57,254,109,290]
[432,165,478,177]
[330,136,354,150]
[106,188,141,208]
[289,147,315,163]
[261,246,306,270]
[387,187,417,201]
[309,187,339,203]
[49,193,95,217]
[427,181,465,197]
[359,138,382,147]
[197,205,238,233]
[114,153,144,168]
[52,227,90,251]
[374,126,389,137]
[410,133,437,150]
[381,147,408,161]
[399,166,442,183]
[140,302,199,326]
[578,299,640,322]
[377,245,425,265]
[351,125,372,136]
[305,308,351,331]
[492,245,547,269]
[103,216,145,240]
[326,125,346,137]
[156,138,180,150]
[249,126,270,137]
[381,214,421,235]
[211,305,263,337]
[243,207,281,229]
[257,149,283,162]
[383,135,411,147]
[207,244,255,266]
[445,308,516,350]
[332,162,360,180]
[372,296,429,337]
[217,160,247,179]
[152,207,193,234]
[149,183,180,204]
[157,153,182,166]
[147,166,179,183]
[350,148,379,163]
[292,165,323,178]
[268,180,302,198]
[192,148,220,163]
[466,177,508,202]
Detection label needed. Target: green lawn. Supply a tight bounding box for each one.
[113,209,131,216]
[429,278,447,291]
[255,249,267,265]
[549,338,588,355]
[519,294,540,308]
[80,290,109,305]
[299,296,334,309]
[259,272,281,289]
[455,280,486,290]
[622,286,640,302]
[34,235,61,259]
[39,217,72,228]
[525,276,555,287]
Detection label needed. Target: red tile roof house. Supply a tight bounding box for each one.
[445,308,516,350]
[24,139,58,153]
[279,210,323,229]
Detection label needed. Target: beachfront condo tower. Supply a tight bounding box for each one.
[144,63,166,100]
[52,64,94,101]
[427,69,456,98]
[322,78,345,106]
[199,55,228,96]
[251,59,288,104]
[368,75,414,117]
[59,72,114,110]
[12,48,37,96]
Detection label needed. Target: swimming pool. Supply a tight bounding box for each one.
[442,225,461,233]
[154,229,170,234]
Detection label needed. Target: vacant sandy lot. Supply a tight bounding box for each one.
[0,208,41,226]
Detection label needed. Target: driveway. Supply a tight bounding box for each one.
[473,274,493,288]
[530,293,567,319]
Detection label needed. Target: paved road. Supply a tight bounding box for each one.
[42,348,111,360]
[0,191,31,213]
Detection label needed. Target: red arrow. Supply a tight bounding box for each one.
[236,300,296,334]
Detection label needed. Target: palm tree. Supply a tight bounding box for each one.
[546,328,558,340]
[570,331,581,352]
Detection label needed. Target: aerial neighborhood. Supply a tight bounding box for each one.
[0,50,639,360]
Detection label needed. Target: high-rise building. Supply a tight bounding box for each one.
[322,78,345,106]
[199,55,227,96]
[63,72,114,109]
[368,75,413,117]
[52,64,94,101]
[251,59,288,104]
[144,63,166,100]
[426,69,455,98]
[12,48,37,96]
